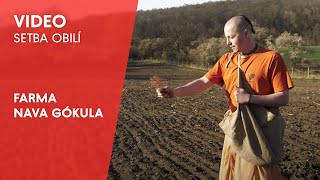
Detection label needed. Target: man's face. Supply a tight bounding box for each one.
[224,24,246,53]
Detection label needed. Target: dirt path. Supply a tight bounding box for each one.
[108,62,320,179]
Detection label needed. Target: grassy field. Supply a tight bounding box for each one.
[281,46,320,64]
[307,46,320,61]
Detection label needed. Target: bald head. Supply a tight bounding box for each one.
[224,15,257,54]
[225,16,255,34]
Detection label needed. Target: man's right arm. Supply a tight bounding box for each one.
[157,76,213,98]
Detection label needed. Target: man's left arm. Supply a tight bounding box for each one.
[235,88,289,107]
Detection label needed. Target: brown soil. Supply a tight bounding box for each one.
[108,62,320,180]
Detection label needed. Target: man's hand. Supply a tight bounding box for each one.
[234,87,290,106]
[156,86,174,98]
[234,87,250,104]
[155,76,213,98]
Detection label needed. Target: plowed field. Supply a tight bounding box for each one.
[108,62,320,180]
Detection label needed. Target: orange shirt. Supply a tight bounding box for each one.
[204,48,294,112]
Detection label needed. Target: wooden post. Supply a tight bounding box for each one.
[308,66,310,78]
[291,67,294,77]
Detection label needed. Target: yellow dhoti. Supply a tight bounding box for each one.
[219,136,283,180]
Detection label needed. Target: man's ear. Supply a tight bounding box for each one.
[244,29,249,38]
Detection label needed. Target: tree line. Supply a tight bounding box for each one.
[130,0,319,67]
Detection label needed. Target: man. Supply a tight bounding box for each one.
[156,15,293,179]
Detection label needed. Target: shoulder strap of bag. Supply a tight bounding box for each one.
[225,53,235,68]
[237,54,241,88]
[237,54,254,95]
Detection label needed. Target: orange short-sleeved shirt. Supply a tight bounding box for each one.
[204,48,294,112]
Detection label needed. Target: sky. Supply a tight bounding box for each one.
[137,0,221,11]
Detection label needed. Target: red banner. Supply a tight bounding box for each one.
[0,0,137,179]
